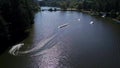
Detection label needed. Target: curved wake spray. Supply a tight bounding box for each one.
[9,43,24,56]
[9,34,57,56]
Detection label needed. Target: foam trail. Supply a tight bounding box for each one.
[19,34,56,54]
[31,42,61,57]
[9,43,24,56]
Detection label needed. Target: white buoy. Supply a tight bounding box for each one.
[90,21,94,24]
[78,19,81,21]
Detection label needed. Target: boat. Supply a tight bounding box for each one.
[90,21,94,24]
[58,23,68,28]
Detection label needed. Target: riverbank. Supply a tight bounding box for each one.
[113,19,120,23]
[41,7,120,23]
[80,10,120,23]
[41,7,78,11]
[42,8,120,23]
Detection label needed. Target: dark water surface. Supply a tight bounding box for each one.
[0,10,120,68]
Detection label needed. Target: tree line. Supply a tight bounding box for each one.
[39,0,120,19]
[77,0,120,18]
[0,0,39,54]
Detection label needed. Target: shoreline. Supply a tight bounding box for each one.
[112,19,120,23]
[80,10,120,23]
[40,7,120,23]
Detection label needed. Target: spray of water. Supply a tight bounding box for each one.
[9,43,24,56]
[9,34,56,56]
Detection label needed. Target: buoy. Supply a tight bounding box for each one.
[78,19,80,21]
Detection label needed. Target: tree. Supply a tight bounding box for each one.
[0,0,39,54]
[59,1,68,10]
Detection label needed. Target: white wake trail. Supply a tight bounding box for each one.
[19,34,56,55]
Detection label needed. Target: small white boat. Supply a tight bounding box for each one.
[90,21,94,24]
[101,14,106,18]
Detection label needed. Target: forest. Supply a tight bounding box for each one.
[0,0,39,54]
